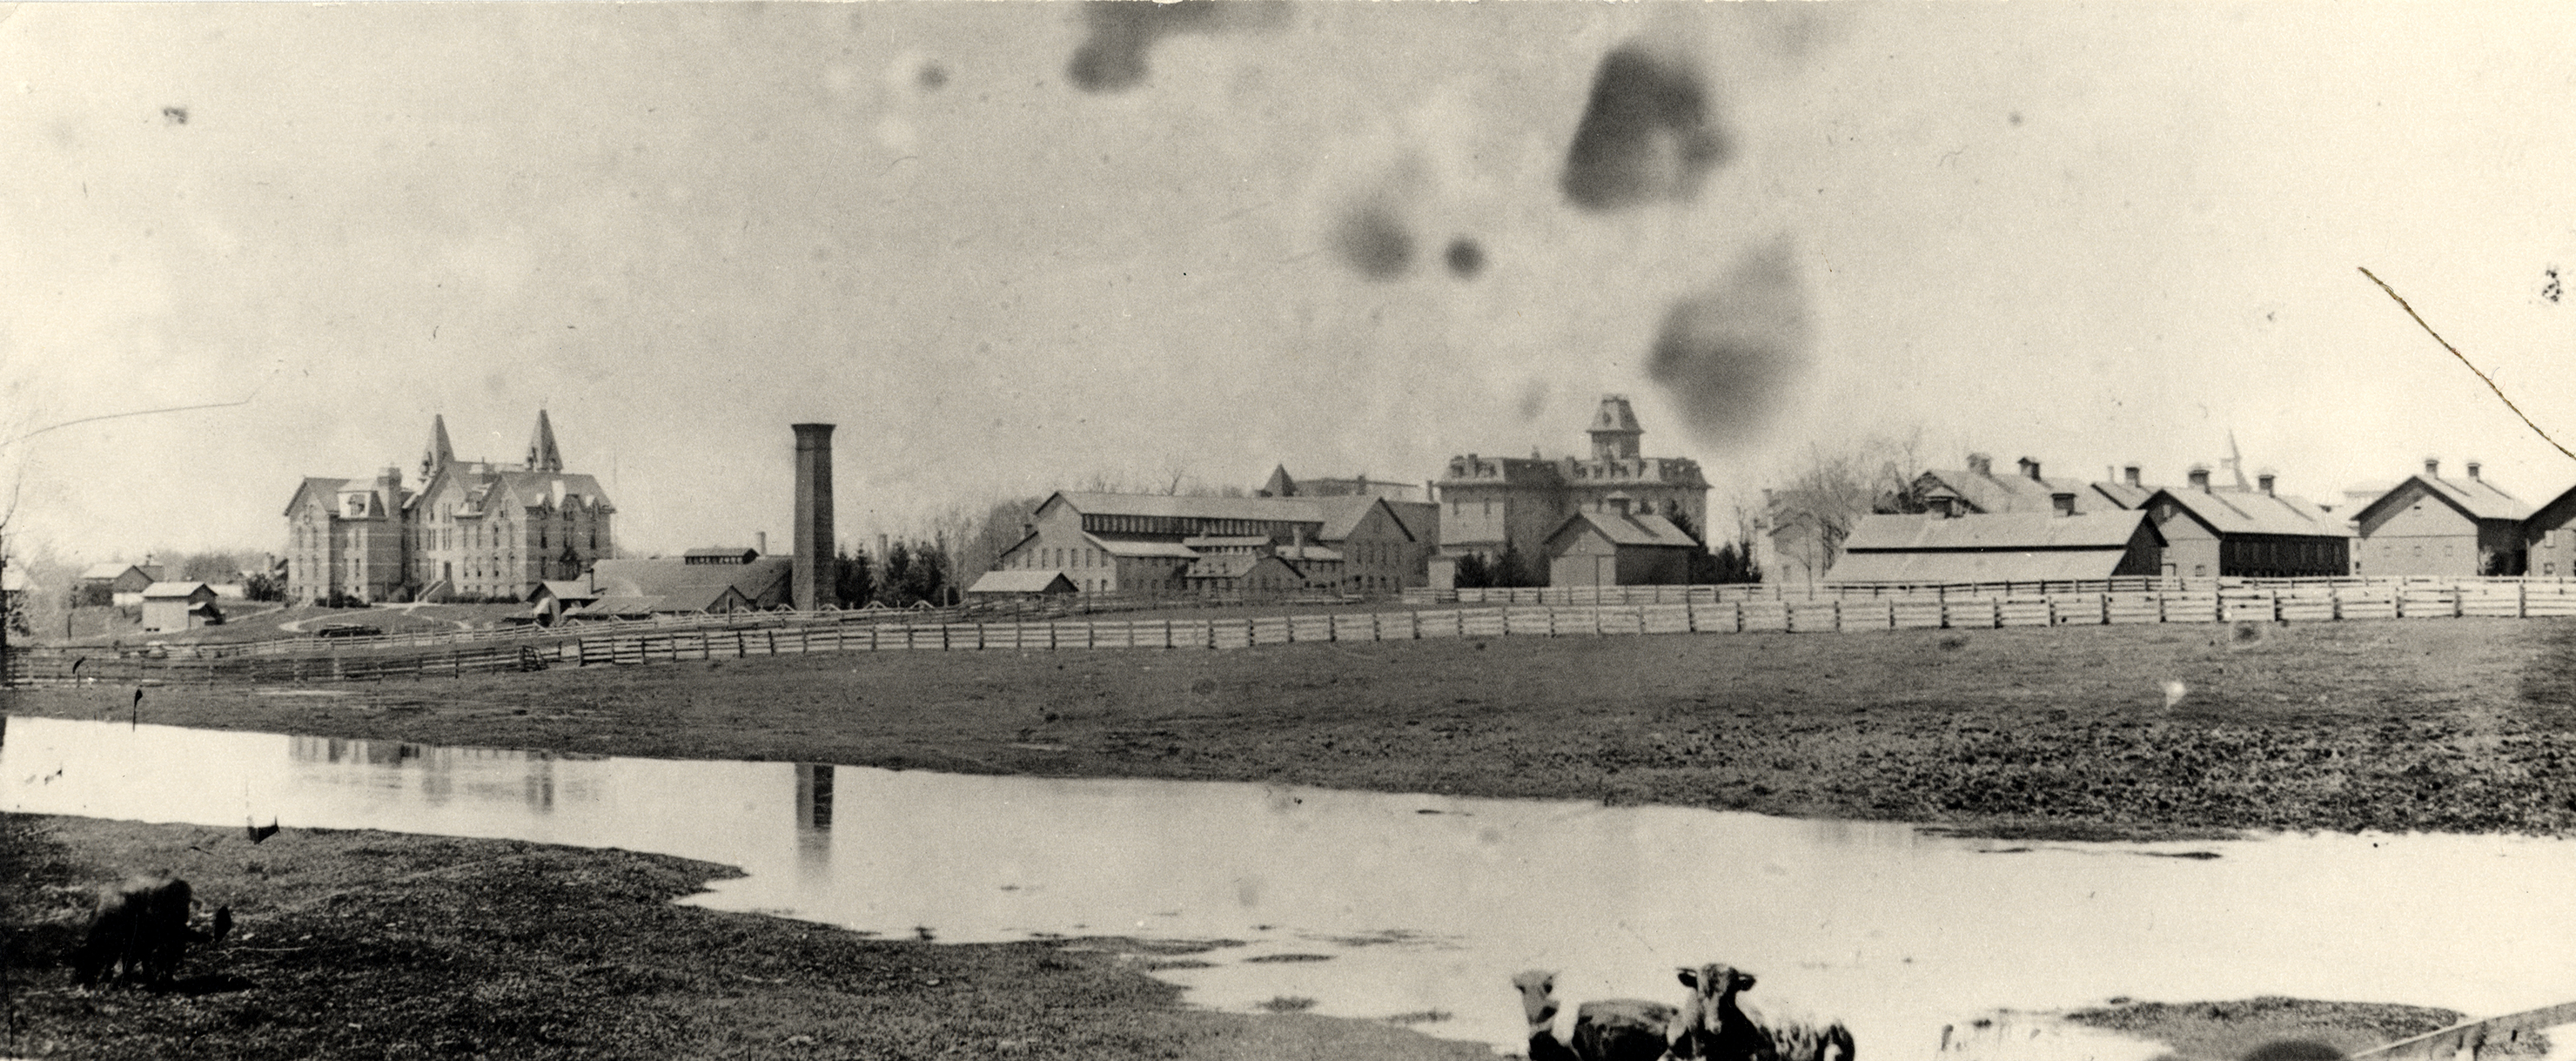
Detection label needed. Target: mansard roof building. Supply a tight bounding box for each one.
[283,411,616,604]
[1433,394,1709,583]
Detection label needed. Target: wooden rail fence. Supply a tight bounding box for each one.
[19,576,2576,687]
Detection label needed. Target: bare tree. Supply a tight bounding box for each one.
[1761,432,1925,585]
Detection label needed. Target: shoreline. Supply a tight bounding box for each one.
[8,618,2576,842]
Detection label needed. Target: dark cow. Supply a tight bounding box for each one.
[1511,970,1680,1061]
[71,873,231,987]
[1667,963,1854,1061]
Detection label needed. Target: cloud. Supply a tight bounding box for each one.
[1065,1,1286,94]
[1560,45,1730,212]
[1647,239,1808,445]
[1332,204,1414,281]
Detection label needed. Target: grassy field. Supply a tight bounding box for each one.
[8,616,2570,1058]
[14,615,2576,839]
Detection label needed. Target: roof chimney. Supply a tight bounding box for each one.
[755,531,768,555]
[2019,457,2043,481]
[2466,460,2482,480]
[2425,457,2440,478]
[2123,464,2142,487]
[2188,464,2211,492]
[2257,473,2275,496]
[2051,492,2076,517]
[1968,453,1993,477]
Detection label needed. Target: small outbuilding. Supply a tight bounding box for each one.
[966,570,1079,598]
[138,581,222,633]
[1543,508,1701,587]
[84,562,165,607]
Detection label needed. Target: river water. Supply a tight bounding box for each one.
[6,713,2573,1059]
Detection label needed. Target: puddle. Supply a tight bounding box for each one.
[6,714,2575,1057]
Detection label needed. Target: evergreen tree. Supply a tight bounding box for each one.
[835,546,873,607]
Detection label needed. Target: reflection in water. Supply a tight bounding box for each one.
[9,715,2576,1058]
[795,763,833,876]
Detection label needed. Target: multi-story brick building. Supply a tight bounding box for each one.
[283,412,616,604]
[1432,395,1709,585]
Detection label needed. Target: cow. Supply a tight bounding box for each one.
[1666,963,1854,1061]
[1511,970,1680,1061]
[71,873,231,987]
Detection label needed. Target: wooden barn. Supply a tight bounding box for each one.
[2350,459,2531,576]
[2141,468,2351,578]
[1828,510,2165,584]
[138,581,221,634]
[1542,507,1701,587]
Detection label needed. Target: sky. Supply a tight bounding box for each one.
[10,3,2576,565]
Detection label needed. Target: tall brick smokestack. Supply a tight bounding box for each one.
[792,424,836,611]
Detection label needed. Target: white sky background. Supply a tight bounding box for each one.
[9,3,2576,562]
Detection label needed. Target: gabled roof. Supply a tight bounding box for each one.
[590,556,792,612]
[532,580,597,602]
[683,547,761,561]
[2144,487,2351,539]
[1546,510,1701,550]
[2090,480,2157,509]
[573,594,664,618]
[139,581,215,600]
[1379,500,1439,545]
[81,562,138,581]
[1311,495,1416,542]
[2352,473,2532,527]
[1048,491,1326,526]
[967,570,1077,594]
[283,477,352,517]
[2524,481,2576,534]
[1842,510,2156,553]
[1913,467,2097,515]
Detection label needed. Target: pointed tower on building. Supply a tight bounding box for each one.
[421,414,456,480]
[1588,394,1643,460]
[526,410,563,473]
[1260,465,1298,498]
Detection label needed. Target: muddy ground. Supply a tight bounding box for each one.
[8,616,2569,1058]
[0,814,1498,1061]
[15,617,2576,840]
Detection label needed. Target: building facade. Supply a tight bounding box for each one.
[285,412,616,604]
[991,491,1430,594]
[1828,509,2166,584]
[1434,395,1710,583]
[2349,459,2529,577]
[1544,507,1701,586]
[2140,468,2351,578]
